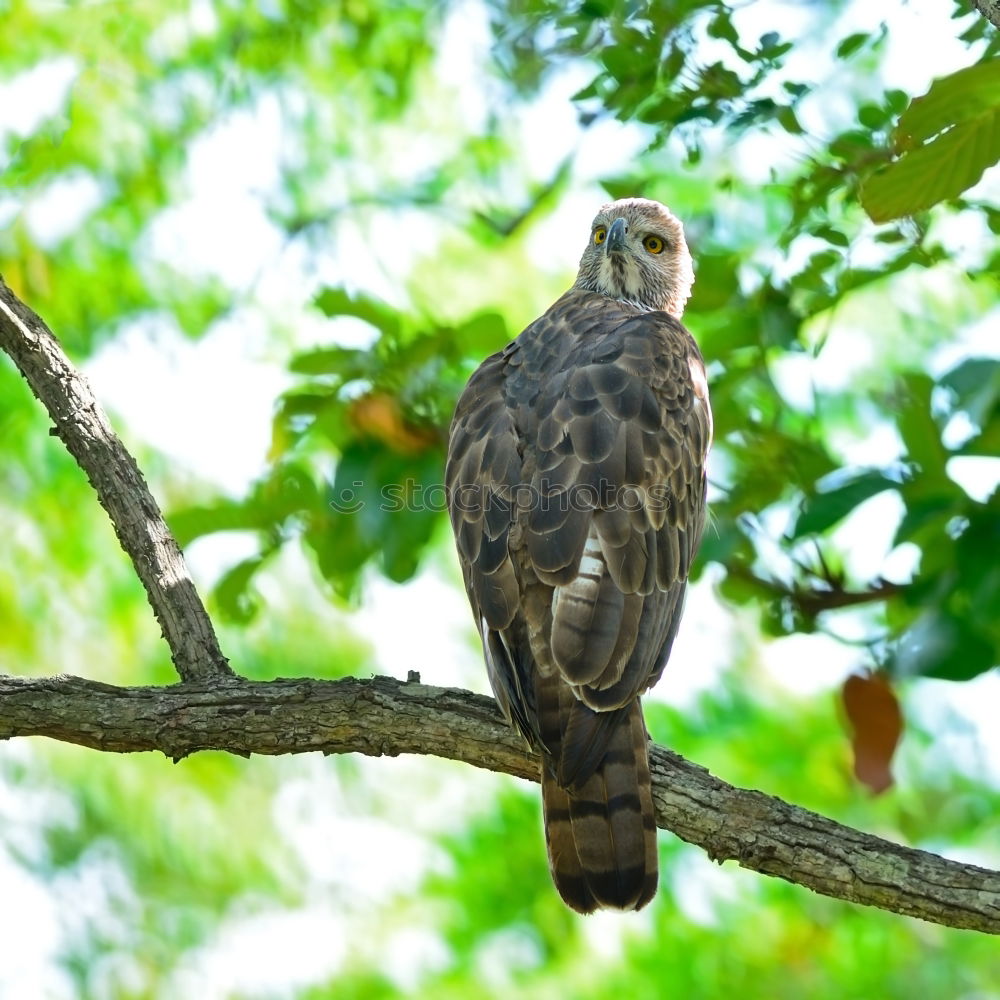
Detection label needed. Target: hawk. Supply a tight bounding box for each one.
[446,198,712,913]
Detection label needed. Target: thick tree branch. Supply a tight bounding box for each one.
[1,280,997,936]
[0,672,997,934]
[972,0,1000,29]
[0,276,232,684]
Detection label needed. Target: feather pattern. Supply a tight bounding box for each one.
[446,198,711,912]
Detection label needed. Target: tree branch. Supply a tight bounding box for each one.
[0,672,996,934]
[0,276,232,684]
[1,280,997,936]
[972,0,1000,30]
[725,564,905,618]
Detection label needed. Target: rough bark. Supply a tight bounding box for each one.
[0,276,232,684]
[0,672,997,934]
[1,276,998,935]
[972,0,1000,29]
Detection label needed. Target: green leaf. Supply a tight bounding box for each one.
[757,33,792,61]
[858,104,888,130]
[835,32,869,59]
[307,441,445,593]
[688,253,740,311]
[954,506,1000,638]
[891,610,995,681]
[895,374,950,484]
[754,282,801,348]
[776,106,804,135]
[578,0,615,18]
[453,311,509,356]
[939,357,1000,429]
[601,45,633,82]
[885,88,909,115]
[381,504,438,582]
[718,569,773,607]
[695,519,751,571]
[169,502,262,547]
[707,11,740,45]
[957,418,1000,457]
[893,495,953,546]
[895,58,1000,145]
[213,555,268,624]
[812,225,849,247]
[313,287,402,338]
[792,469,901,538]
[289,346,370,377]
[861,111,1000,221]
[861,60,1000,221]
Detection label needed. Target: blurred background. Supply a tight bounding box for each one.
[1,0,999,996]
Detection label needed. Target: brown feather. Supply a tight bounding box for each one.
[539,676,657,912]
[446,198,711,912]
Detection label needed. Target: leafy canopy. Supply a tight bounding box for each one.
[2,0,999,994]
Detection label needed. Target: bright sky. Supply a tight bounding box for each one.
[2,1,1000,995]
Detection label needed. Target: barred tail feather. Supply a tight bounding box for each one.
[538,678,658,912]
[542,776,600,914]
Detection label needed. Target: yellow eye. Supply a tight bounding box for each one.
[593,227,607,245]
[643,235,664,254]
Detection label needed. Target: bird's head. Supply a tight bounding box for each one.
[573,198,694,317]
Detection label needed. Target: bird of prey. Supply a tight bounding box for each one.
[446,198,712,913]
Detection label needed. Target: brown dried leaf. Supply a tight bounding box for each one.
[842,672,903,795]
[348,392,438,454]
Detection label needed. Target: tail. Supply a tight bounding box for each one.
[538,680,658,913]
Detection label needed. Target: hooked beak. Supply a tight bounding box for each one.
[606,217,628,254]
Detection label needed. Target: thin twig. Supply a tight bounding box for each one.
[725,563,905,617]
